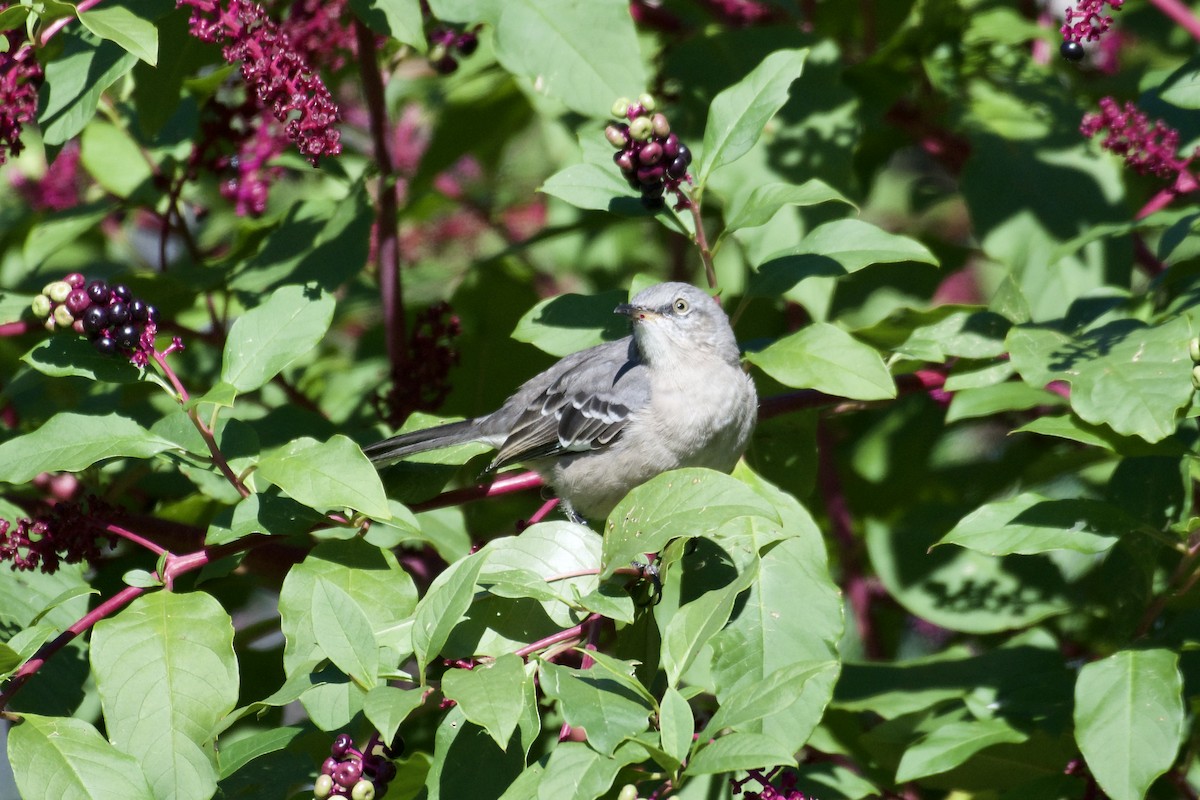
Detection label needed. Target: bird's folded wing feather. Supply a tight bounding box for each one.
[485,339,649,470]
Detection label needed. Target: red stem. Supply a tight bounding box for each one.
[1148,0,1200,41]
[410,470,545,512]
[0,322,31,337]
[514,613,600,659]
[107,523,167,557]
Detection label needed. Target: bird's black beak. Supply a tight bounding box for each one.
[615,303,659,321]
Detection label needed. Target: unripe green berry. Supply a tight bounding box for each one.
[1193,365,1200,390]
[314,774,335,799]
[629,117,653,141]
[31,294,52,318]
[638,93,656,112]
[44,280,72,303]
[611,97,631,118]
[605,124,629,148]
[53,305,74,328]
[351,779,376,800]
[617,785,639,800]
[1190,337,1200,362]
[651,112,670,137]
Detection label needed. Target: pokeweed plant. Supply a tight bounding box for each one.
[1,1,1200,800]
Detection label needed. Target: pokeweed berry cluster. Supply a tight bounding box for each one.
[1059,0,1124,61]
[314,733,398,799]
[427,25,479,75]
[605,93,693,211]
[30,273,160,367]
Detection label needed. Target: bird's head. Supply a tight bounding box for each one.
[614,282,740,366]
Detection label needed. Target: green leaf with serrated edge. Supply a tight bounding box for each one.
[539,661,653,757]
[1,291,34,325]
[216,726,304,780]
[1075,649,1185,800]
[936,493,1127,556]
[1008,317,1193,443]
[659,686,694,766]
[349,0,425,48]
[747,322,896,400]
[256,435,391,519]
[602,468,778,578]
[750,218,939,297]
[221,284,335,393]
[895,717,1029,782]
[723,179,854,233]
[696,48,808,186]
[91,591,238,800]
[279,540,417,675]
[662,563,757,687]
[311,580,379,686]
[480,521,602,626]
[684,731,797,776]
[442,653,528,749]
[412,553,486,676]
[0,412,177,484]
[511,289,629,357]
[492,0,644,117]
[39,31,138,145]
[77,5,158,64]
[363,686,424,748]
[22,337,142,383]
[9,714,155,800]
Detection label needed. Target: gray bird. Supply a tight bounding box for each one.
[365,282,757,521]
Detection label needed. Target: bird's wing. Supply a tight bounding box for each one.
[485,338,650,470]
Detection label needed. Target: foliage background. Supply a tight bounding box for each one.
[2,0,1200,798]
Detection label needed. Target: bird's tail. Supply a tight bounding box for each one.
[363,418,483,464]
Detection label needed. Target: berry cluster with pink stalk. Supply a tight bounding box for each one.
[314,732,399,799]
[605,93,693,211]
[29,274,160,367]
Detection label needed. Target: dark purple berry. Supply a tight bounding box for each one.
[1061,40,1085,61]
[130,299,148,322]
[636,165,664,185]
[333,760,363,788]
[332,733,354,758]
[94,337,117,355]
[115,324,140,348]
[614,151,635,171]
[666,156,688,180]
[457,32,478,55]
[66,289,90,314]
[87,280,110,304]
[108,301,130,325]
[145,305,160,324]
[111,284,133,302]
[641,195,665,211]
[662,134,679,159]
[82,306,108,334]
[372,761,397,783]
[638,142,663,165]
[432,55,458,74]
[642,181,665,198]
[677,144,692,165]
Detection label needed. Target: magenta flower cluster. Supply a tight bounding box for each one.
[0,496,118,574]
[178,0,342,166]
[1061,0,1125,43]
[1081,97,1199,191]
[0,33,42,165]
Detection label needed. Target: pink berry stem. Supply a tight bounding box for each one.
[410,470,545,512]
[0,321,31,337]
[106,523,169,556]
[682,197,718,289]
[1148,0,1200,41]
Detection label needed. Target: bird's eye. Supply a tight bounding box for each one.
[673,298,691,314]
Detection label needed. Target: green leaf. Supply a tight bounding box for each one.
[702,661,836,741]
[602,468,780,578]
[747,322,896,400]
[658,686,694,766]
[1075,649,1185,800]
[684,732,797,776]
[936,493,1127,556]
[9,714,155,800]
[754,217,938,295]
[22,337,142,383]
[363,686,424,749]
[0,412,177,484]
[215,726,304,780]
[412,553,486,675]
[510,289,629,357]
[539,661,653,757]
[221,284,336,393]
[661,564,756,687]
[91,591,238,800]
[492,0,644,117]
[1,291,35,325]
[256,435,391,519]
[895,717,1029,782]
[311,580,379,686]
[479,521,602,626]
[80,119,154,197]
[723,179,854,234]
[539,163,641,214]
[22,202,110,266]
[945,382,1065,423]
[696,48,808,186]
[39,30,139,145]
[441,654,529,749]
[78,4,159,65]
[349,0,425,48]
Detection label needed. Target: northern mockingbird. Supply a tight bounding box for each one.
[366,282,757,521]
